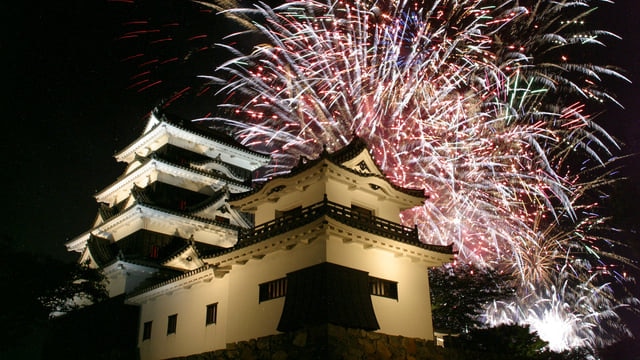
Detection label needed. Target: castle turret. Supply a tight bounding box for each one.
[65,110,270,297]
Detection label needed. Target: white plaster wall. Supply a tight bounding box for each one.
[138,276,230,360]
[133,161,434,359]
[325,173,404,223]
[255,174,405,226]
[249,163,412,226]
[252,178,326,225]
[225,235,327,343]
[106,271,126,298]
[106,266,157,298]
[326,176,362,208]
[135,226,437,360]
[326,235,434,340]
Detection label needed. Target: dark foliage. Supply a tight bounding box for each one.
[42,295,140,360]
[0,234,113,357]
[38,259,109,316]
[429,263,516,333]
[447,324,548,359]
[445,324,598,360]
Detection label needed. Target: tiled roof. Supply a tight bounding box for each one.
[161,239,225,264]
[325,137,426,198]
[126,264,212,299]
[127,188,242,231]
[183,188,227,213]
[98,201,127,222]
[153,109,270,161]
[147,153,251,190]
[230,136,426,201]
[87,236,116,267]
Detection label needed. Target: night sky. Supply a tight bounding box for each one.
[6,1,180,261]
[4,0,637,259]
[3,0,640,355]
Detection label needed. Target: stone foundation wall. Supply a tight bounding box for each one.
[170,323,451,360]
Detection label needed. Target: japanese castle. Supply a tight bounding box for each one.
[66,109,454,359]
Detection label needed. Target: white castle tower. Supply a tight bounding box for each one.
[67,111,453,359]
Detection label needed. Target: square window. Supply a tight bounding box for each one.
[142,321,152,340]
[167,314,177,335]
[206,303,218,325]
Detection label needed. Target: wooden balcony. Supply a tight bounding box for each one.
[239,196,451,253]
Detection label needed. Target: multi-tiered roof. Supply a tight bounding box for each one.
[66,114,455,358]
[65,110,270,295]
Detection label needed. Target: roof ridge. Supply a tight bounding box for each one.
[126,264,212,299]
[153,109,270,160]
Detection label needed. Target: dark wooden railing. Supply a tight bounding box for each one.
[241,200,328,244]
[238,196,444,251]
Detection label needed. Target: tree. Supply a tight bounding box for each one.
[0,234,108,356]
[449,324,548,359]
[429,263,515,333]
[445,324,599,360]
[38,259,109,317]
[42,294,140,360]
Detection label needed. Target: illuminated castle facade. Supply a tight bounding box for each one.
[66,110,454,359]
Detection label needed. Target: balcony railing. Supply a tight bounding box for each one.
[238,196,441,251]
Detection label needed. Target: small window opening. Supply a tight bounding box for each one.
[142,321,152,340]
[369,276,398,300]
[259,277,288,302]
[167,314,178,335]
[206,303,218,325]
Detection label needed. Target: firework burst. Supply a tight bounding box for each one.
[188,0,637,352]
[109,0,251,115]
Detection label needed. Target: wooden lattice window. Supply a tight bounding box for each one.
[167,314,178,335]
[142,321,152,340]
[259,277,288,302]
[351,204,373,218]
[206,303,218,325]
[369,276,398,300]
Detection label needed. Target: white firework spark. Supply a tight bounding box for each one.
[193,0,637,352]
